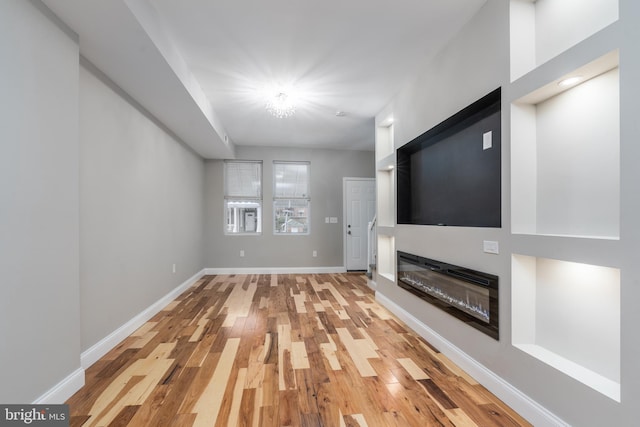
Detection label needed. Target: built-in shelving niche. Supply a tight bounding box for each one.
[510,44,621,401]
[512,254,620,401]
[376,118,395,228]
[376,154,395,228]
[375,120,394,161]
[377,235,395,282]
[510,0,619,81]
[376,162,395,281]
[375,117,396,283]
[511,50,620,239]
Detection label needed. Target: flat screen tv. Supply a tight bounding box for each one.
[397,88,501,228]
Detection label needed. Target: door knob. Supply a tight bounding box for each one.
[348,231,351,235]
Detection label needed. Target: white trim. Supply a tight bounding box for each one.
[375,292,570,427]
[32,368,85,404]
[80,269,205,369]
[205,266,346,275]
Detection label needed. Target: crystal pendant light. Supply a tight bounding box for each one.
[265,92,296,118]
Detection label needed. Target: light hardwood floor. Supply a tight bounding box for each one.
[67,273,531,426]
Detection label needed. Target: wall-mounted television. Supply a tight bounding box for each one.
[397,88,501,228]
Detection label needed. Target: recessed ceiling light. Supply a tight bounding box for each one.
[335,111,346,117]
[380,117,394,127]
[388,165,394,170]
[558,76,583,87]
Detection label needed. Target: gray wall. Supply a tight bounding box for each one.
[0,0,207,402]
[79,62,205,351]
[377,2,512,400]
[204,146,374,268]
[0,0,81,403]
[376,0,640,426]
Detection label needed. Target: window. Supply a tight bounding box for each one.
[273,161,310,234]
[224,160,262,234]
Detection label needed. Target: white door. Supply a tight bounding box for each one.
[344,178,376,271]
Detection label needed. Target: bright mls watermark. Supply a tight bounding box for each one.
[0,405,68,426]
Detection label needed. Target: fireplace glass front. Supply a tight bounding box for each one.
[397,251,499,339]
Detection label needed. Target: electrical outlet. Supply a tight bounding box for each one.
[240,250,245,257]
[313,250,317,257]
[325,217,330,223]
[483,131,492,150]
[483,240,499,254]
[330,217,338,223]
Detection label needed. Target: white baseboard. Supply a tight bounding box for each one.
[205,266,346,275]
[32,368,85,404]
[367,278,378,291]
[375,292,569,427]
[81,269,205,369]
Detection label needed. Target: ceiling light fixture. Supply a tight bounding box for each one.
[265,91,296,118]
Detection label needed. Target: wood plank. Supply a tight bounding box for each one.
[107,405,139,427]
[131,321,157,337]
[192,338,240,427]
[169,413,197,427]
[381,410,412,426]
[397,357,430,381]
[418,378,459,410]
[335,328,378,377]
[147,367,199,426]
[239,388,256,427]
[225,367,247,427]
[315,381,342,426]
[320,334,341,371]
[278,390,301,427]
[291,341,310,369]
[294,368,318,416]
[343,413,369,426]
[446,408,480,427]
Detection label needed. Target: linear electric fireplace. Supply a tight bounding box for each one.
[397,251,499,339]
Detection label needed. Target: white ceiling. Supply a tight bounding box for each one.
[42,0,486,158]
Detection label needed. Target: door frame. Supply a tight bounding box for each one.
[342,177,376,271]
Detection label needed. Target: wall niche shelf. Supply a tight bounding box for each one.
[511,50,619,239]
[376,119,395,229]
[510,0,619,81]
[375,120,394,161]
[511,254,620,401]
[376,156,395,228]
[377,234,395,282]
